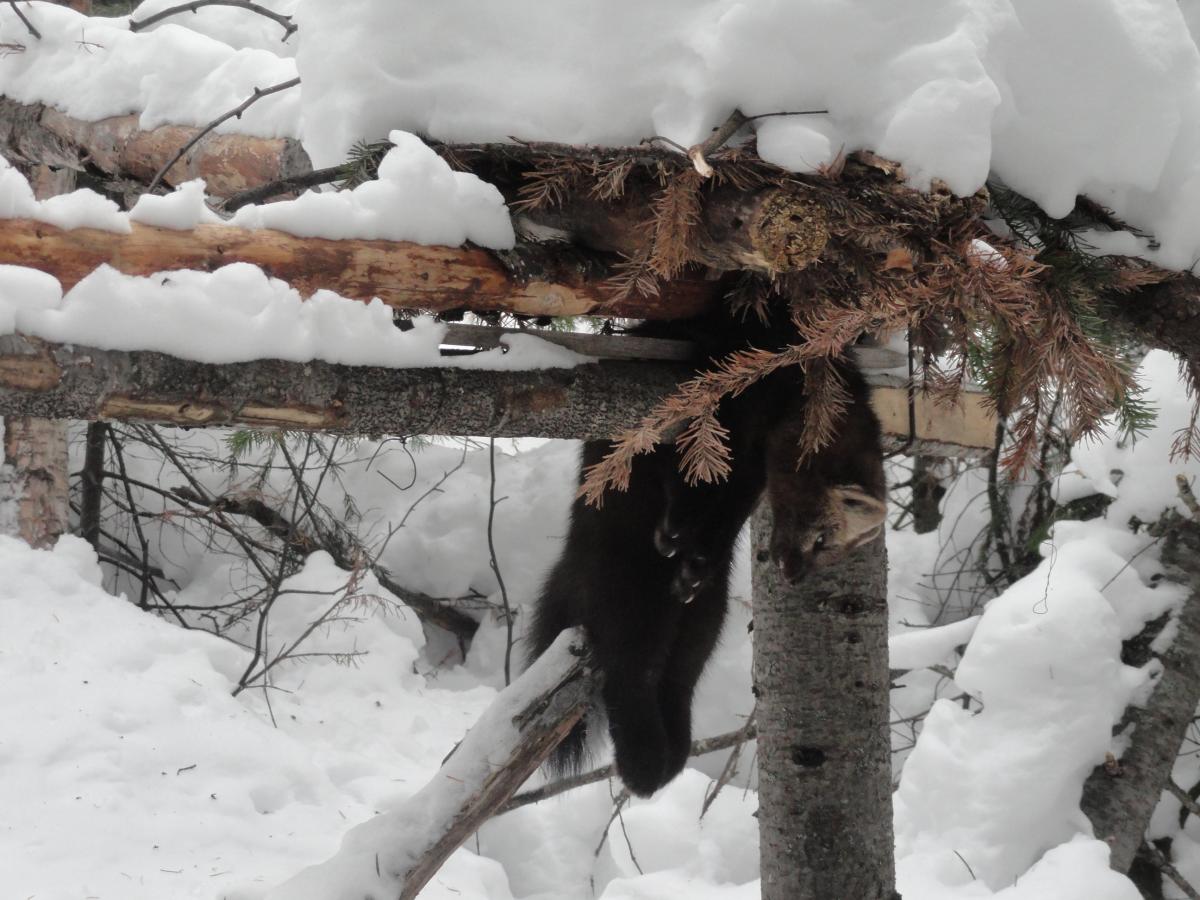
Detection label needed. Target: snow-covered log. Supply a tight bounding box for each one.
[0,334,690,439]
[1081,490,1200,874]
[262,630,594,900]
[0,333,999,451]
[0,217,713,319]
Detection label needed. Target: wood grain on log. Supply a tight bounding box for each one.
[0,217,715,319]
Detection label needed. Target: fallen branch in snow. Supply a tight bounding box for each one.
[499,719,760,813]
[1081,481,1200,873]
[262,630,595,900]
[148,76,302,192]
[221,163,343,211]
[129,0,298,41]
[170,484,481,643]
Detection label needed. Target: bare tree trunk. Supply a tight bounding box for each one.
[751,505,898,900]
[0,164,73,547]
[2,416,69,548]
[77,421,107,549]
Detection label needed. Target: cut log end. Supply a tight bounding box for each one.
[750,191,829,273]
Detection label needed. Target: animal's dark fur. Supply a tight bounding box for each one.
[527,320,885,797]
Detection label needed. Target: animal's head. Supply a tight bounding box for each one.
[763,387,887,582]
[767,482,886,581]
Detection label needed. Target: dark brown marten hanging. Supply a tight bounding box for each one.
[526,311,885,797]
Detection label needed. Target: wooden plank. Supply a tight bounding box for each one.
[868,379,997,452]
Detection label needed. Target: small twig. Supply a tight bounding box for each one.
[487,438,515,685]
[686,107,830,177]
[688,109,750,177]
[1140,841,1200,900]
[1168,778,1200,820]
[221,165,344,212]
[700,708,756,819]
[5,1,40,39]
[953,850,977,881]
[592,787,631,862]
[743,109,830,122]
[147,76,301,192]
[129,0,297,41]
[500,721,758,813]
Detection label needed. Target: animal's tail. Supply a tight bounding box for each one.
[526,606,596,778]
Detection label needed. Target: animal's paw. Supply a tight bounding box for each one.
[610,717,671,797]
[614,741,670,798]
[670,553,710,604]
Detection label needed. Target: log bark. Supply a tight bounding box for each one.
[0,98,311,198]
[0,334,691,439]
[751,508,898,900]
[1081,510,1200,874]
[1,415,69,548]
[0,217,714,319]
[262,630,595,900]
[0,334,996,452]
[512,182,827,274]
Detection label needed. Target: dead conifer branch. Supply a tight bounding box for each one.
[129,0,297,40]
[148,76,301,192]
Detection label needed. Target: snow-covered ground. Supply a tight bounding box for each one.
[0,351,1196,900]
[1,1,1200,897]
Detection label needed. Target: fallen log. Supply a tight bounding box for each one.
[0,333,997,452]
[0,217,714,319]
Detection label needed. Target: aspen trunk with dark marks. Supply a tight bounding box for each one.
[1081,511,1200,875]
[751,506,897,900]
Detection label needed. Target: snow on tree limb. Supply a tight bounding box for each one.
[262,629,594,900]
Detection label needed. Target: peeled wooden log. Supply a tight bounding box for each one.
[0,217,715,318]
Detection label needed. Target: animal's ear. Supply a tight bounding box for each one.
[833,485,887,547]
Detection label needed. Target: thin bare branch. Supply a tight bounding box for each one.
[6,1,40,39]
[129,0,296,40]
[148,76,301,192]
